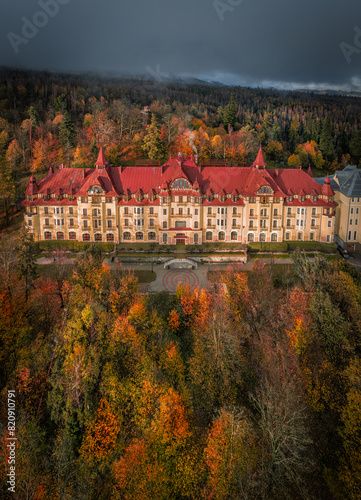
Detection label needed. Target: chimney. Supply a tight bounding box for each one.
[194,154,199,165]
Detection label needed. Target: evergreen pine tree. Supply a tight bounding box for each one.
[17,223,38,301]
[319,119,336,164]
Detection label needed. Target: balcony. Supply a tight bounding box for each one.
[310,225,320,230]
[285,225,295,230]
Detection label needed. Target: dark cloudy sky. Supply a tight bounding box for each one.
[1,0,361,91]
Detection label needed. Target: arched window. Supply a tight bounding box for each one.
[82,233,90,242]
[106,233,115,242]
[206,231,213,241]
[248,233,254,242]
[95,233,102,241]
[231,231,237,241]
[218,231,225,241]
[136,232,143,241]
[260,233,266,242]
[172,179,190,189]
[258,186,273,195]
[69,232,76,240]
[57,232,64,240]
[163,233,168,244]
[148,232,156,241]
[271,233,277,242]
[44,231,52,240]
[123,232,131,241]
[88,185,103,195]
[194,234,199,244]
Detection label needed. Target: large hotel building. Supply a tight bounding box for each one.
[22,146,337,245]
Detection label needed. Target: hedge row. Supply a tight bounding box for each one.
[248,241,337,254]
[36,241,115,252]
[248,242,289,252]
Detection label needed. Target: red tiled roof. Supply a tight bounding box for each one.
[24,149,335,205]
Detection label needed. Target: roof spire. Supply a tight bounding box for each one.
[25,174,38,195]
[95,147,108,167]
[307,164,313,177]
[251,145,267,169]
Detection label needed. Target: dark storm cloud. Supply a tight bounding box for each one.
[1,0,361,91]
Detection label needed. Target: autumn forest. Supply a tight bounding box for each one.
[0,68,361,499]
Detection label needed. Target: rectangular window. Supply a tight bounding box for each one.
[107,209,111,216]
[83,220,88,228]
[163,221,167,229]
[287,219,291,227]
[350,219,353,225]
[69,218,74,227]
[124,207,129,215]
[287,208,292,215]
[351,208,354,214]
[207,219,212,226]
[69,207,73,215]
[106,197,112,203]
[149,219,154,227]
[356,208,359,214]
[124,219,129,226]
[354,231,357,240]
[286,232,290,240]
[44,207,49,215]
[249,220,254,228]
[312,208,316,215]
[194,221,199,229]
[45,218,49,226]
[61,219,64,226]
[250,209,254,216]
[149,207,154,215]
[326,235,331,242]
[81,197,88,203]
[163,209,167,215]
[232,219,236,227]
[195,209,199,215]
[171,208,174,215]
[83,209,87,216]
[328,221,332,227]
[273,209,278,216]
[311,219,315,227]
[349,231,352,240]
[273,220,277,228]
[107,220,112,228]
[356,219,359,225]
[310,232,314,240]
[179,196,183,203]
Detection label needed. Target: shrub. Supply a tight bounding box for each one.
[248,242,289,252]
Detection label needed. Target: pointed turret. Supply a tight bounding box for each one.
[321,174,334,196]
[251,145,267,169]
[25,174,38,195]
[47,166,54,177]
[307,164,313,177]
[95,147,108,167]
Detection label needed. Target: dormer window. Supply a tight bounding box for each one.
[301,196,305,202]
[289,196,293,202]
[258,186,273,195]
[172,179,190,189]
[88,185,103,195]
